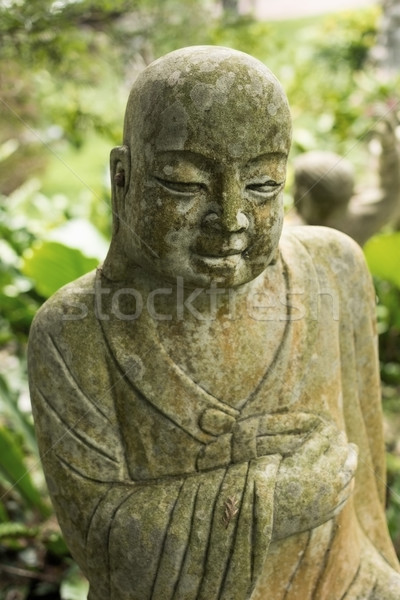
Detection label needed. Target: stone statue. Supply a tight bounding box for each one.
[288,114,400,245]
[28,46,400,599]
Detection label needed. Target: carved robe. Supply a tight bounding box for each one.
[28,227,400,599]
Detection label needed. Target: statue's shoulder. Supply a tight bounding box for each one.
[28,269,110,398]
[280,227,374,321]
[281,225,367,273]
[29,269,98,343]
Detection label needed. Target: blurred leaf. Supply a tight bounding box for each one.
[60,564,89,600]
[0,374,38,456]
[22,241,99,298]
[0,426,51,517]
[44,530,70,558]
[382,362,400,385]
[0,498,8,522]
[0,521,38,538]
[386,451,400,548]
[364,233,400,289]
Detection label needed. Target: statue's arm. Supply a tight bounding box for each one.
[310,228,400,569]
[28,302,132,589]
[280,228,398,567]
[346,239,400,568]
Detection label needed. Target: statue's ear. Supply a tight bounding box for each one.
[110,145,130,235]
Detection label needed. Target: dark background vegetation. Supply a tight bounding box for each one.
[1,1,400,597]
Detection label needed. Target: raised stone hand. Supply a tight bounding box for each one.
[232,411,322,461]
[198,409,357,540]
[272,416,358,540]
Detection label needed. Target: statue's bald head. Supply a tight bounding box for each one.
[123,46,292,163]
[106,47,292,286]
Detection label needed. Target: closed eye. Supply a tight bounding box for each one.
[154,176,205,195]
[246,180,282,194]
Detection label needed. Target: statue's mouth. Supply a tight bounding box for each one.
[196,248,244,258]
[192,250,244,268]
[194,236,248,260]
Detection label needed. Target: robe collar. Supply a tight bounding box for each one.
[97,232,319,443]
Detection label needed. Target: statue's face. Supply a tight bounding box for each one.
[120,48,290,288]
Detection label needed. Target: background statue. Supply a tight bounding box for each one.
[28,46,400,599]
[288,114,400,245]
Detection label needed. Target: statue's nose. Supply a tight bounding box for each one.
[202,209,249,233]
[203,176,250,233]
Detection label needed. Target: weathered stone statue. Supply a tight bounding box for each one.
[28,46,400,599]
[289,115,400,245]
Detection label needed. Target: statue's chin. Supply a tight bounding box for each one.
[103,238,278,290]
[156,255,268,289]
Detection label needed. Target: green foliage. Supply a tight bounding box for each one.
[44,530,69,558]
[208,15,275,58]
[313,6,381,70]
[364,232,400,288]
[0,249,38,346]
[0,521,39,539]
[0,374,38,455]
[386,445,400,556]
[23,241,99,298]
[364,233,400,385]
[0,426,51,518]
[0,0,130,69]
[375,278,400,382]
[144,0,217,58]
[367,232,400,549]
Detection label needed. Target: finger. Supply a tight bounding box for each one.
[338,443,359,488]
[259,412,320,436]
[293,421,340,462]
[257,432,312,457]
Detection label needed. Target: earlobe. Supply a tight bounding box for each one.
[110,145,130,235]
[114,171,125,188]
[110,145,130,194]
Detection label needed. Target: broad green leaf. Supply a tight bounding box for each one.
[22,241,99,298]
[364,232,400,289]
[0,426,51,517]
